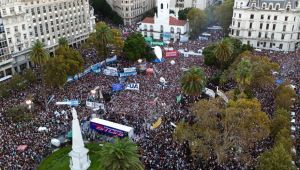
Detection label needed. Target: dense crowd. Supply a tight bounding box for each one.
[0,25,299,170]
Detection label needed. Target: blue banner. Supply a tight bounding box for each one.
[106,55,117,64]
[112,84,125,91]
[119,71,137,77]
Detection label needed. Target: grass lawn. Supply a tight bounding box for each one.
[39,143,102,170]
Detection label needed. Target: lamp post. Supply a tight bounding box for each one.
[25,99,32,112]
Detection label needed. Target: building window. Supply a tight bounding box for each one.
[265,33,268,38]
[266,24,269,30]
[268,15,271,20]
[281,34,285,40]
[239,13,241,18]
[273,24,276,30]
[271,33,274,39]
[250,14,254,19]
[276,4,280,10]
[250,23,253,29]
[260,23,263,29]
[258,32,261,38]
[279,44,283,49]
[161,3,163,9]
[238,22,240,28]
[236,30,240,36]
[274,16,277,20]
[285,16,288,21]
[261,15,264,19]
[283,25,286,31]
[248,31,251,37]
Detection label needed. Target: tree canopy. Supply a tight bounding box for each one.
[257,144,295,170]
[180,66,206,96]
[214,0,234,34]
[174,98,270,164]
[187,8,207,37]
[123,33,155,61]
[98,138,144,170]
[178,8,192,20]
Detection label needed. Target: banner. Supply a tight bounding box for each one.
[105,55,117,64]
[112,84,125,91]
[125,83,139,90]
[165,50,179,58]
[86,101,105,110]
[123,67,136,73]
[103,67,118,76]
[119,71,137,77]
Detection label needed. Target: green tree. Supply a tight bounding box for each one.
[9,74,26,91]
[29,40,49,111]
[275,84,296,110]
[178,8,192,20]
[111,28,124,56]
[203,45,218,66]
[23,69,37,84]
[55,46,84,76]
[99,138,144,170]
[213,38,234,69]
[257,144,295,170]
[58,37,68,47]
[274,128,293,154]
[271,111,290,137]
[43,56,68,88]
[235,59,252,93]
[180,66,206,96]
[214,0,234,34]
[0,83,10,98]
[221,53,279,89]
[187,8,207,37]
[123,33,155,61]
[174,98,270,164]
[95,22,113,57]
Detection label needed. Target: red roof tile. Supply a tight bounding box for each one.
[142,17,154,24]
[141,16,187,26]
[169,16,187,26]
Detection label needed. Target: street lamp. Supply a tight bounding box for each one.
[25,99,32,112]
[138,59,143,63]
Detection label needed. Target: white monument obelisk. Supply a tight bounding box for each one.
[69,108,91,170]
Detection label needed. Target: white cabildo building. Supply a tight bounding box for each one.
[230,0,300,51]
[139,0,189,42]
[0,0,95,78]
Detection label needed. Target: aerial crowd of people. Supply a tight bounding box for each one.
[0,23,299,170]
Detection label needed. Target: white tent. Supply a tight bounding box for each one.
[154,46,163,61]
[51,138,61,147]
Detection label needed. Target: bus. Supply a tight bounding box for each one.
[90,118,134,138]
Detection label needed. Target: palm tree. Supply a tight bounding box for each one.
[95,22,113,57]
[58,37,68,47]
[235,59,252,94]
[29,40,49,110]
[181,66,206,96]
[213,39,234,69]
[99,138,144,170]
